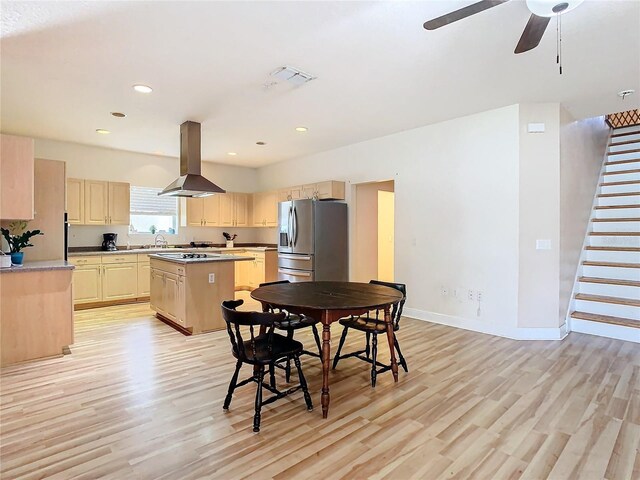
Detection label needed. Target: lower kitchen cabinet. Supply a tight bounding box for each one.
[102,263,138,301]
[234,251,277,291]
[72,264,102,304]
[137,263,151,296]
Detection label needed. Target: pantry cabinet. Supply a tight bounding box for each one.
[0,134,34,220]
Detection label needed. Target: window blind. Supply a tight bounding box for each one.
[130,186,178,216]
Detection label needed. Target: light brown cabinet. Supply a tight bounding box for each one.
[234,251,277,291]
[102,262,138,301]
[70,179,130,225]
[150,267,186,326]
[0,134,35,220]
[137,263,151,297]
[72,264,102,304]
[186,195,220,226]
[253,191,278,227]
[219,192,250,227]
[66,178,85,224]
[278,181,345,202]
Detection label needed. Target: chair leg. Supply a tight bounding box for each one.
[332,326,349,370]
[293,355,313,411]
[253,366,265,433]
[365,332,371,359]
[269,362,276,388]
[394,336,408,373]
[371,333,378,388]
[312,324,322,357]
[223,360,242,410]
[285,330,294,382]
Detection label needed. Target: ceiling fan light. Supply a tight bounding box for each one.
[525,0,584,17]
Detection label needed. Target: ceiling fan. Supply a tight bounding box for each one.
[423,0,585,54]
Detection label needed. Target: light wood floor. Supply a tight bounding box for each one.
[1,299,639,480]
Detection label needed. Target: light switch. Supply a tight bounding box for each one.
[536,239,551,250]
[208,273,215,283]
[527,123,545,133]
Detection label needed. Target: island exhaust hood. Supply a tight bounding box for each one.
[159,121,226,197]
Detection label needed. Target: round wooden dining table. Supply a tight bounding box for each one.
[251,281,404,419]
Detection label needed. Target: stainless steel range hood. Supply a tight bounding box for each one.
[159,121,226,197]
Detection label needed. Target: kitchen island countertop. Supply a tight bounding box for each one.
[148,253,254,265]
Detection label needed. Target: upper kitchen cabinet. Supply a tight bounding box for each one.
[253,191,278,227]
[220,192,250,227]
[108,182,130,225]
[84,180,109,225]
[0,134,34,220]
[186,195,220,227]
[278,181,345,202]
[66,178,85,224]
[75,178,130,225]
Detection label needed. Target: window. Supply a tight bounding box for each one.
[129,186,178,234]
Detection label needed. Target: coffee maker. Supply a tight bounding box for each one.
[102,233,118,251]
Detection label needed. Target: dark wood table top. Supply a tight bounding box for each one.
[250,281,403,311]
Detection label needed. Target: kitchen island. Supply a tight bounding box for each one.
[149,253,252,334]
[0,260,74,366]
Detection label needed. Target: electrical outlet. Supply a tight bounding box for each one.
[208,273,215,283]
[440,286,448,297]
[468,289,474,301]
[477,291,483,302]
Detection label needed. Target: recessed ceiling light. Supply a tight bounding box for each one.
[295,127,308,132]
[96,129,111,135]
[256,141,266,146]
[618,89,635,99]
[227,152,237,156]
[111,112,126,118]
[133,84,153,93]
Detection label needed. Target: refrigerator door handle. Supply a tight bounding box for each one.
[293,206,298,247]
[288,206,293,247]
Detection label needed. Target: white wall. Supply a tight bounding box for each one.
[34,138,263,247]
[257,105,522,333]
[559,110,609,323]
[517,104,561,328]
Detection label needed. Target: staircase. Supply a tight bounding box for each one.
[570,124,640,342]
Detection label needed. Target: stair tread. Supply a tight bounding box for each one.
[579,276,640,287]
[571,311,639,329]
[589,231,640,236]
[612,130,640,138]
[574,293,640,307]
[597,191,640,197]
[600,180,640,186]
[594,205,640,209]
[608,148,640,156]
[603,168,640,176]
[591,217,640,222]
[605,159,640,167]
[610,139,640,147]
[586,246,640,252]
[583,261,640,268]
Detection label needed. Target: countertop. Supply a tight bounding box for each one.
[68,246,277,257]
[0,260,75,273]
[148,253,254,264]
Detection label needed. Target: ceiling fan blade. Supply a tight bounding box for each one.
[423,0,510,30]
[514,14,551,54]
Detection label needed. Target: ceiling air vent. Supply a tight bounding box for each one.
[270,66,316,86]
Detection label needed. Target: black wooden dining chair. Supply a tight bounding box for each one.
[221,299,313,432]
[259,280,323,382]
[332,280,408,387]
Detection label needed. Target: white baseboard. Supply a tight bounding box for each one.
[403,308,568,341]
[570,318,640,343]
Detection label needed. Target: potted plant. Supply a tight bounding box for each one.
[0,221,43,266]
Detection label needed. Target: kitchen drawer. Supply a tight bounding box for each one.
[150,259,186,276]
[278,253,313,271]
[278,267,314,283]
[102,254,137,264]
[137,253,151,264]
[69,256,101,266]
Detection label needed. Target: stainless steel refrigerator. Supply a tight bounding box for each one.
[278,199,348,282]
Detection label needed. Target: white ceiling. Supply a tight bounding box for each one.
[1,0,639,167]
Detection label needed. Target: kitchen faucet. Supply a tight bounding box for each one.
[154,234,168,248]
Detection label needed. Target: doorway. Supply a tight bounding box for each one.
[353,180,395,283]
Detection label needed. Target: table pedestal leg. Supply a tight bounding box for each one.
[321,322,331,418]
[384,306,399,382]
